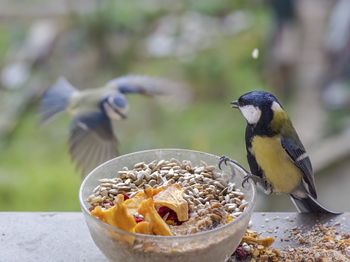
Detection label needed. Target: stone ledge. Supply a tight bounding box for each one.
[0,212,348,262]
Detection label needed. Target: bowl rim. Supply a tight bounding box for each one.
[79,148,256,240]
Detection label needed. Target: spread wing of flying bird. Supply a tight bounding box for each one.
[106,74,191,99]
[69,111,119,176]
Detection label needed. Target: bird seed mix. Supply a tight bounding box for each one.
[87,158,248,236]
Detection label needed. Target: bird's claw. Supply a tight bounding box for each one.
[242,173,261,188]
[218,155,230,170]
[218,155,243,170]
[219,155,241,180]
[242,174,273,195]
[219,155,254,182]
[263,185,273,195]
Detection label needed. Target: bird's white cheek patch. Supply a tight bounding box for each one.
[104,103,123,120]
[239,105,261,124]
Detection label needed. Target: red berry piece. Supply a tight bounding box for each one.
[134,216,144,223]
[157,206,181,225]
[233,245,250,260]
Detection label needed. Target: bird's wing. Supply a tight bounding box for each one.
[105,75,186,96]
[245,125,264,178]
[281,133,317,198]
[69,111,119,177]
[40,77,76,123]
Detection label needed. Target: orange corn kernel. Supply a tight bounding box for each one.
[91,194,136,232]
[134,221,152,235]
[138,198,173,236]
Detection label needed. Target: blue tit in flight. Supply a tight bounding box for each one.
[40,75,181,176]
[223,90,339,213]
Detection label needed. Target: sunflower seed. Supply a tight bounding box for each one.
[118,186,131,191]
[134,162,146,168]
[203,178,212,184]
[167,168,174,176]
[156,160,165,167]
[144,172,151,181]
[193,198,201,205]
[99,178,112,183]
[232,191,245,196]
[149,179,157,187]
[202,172,212,178]
[168,178,175,184]
[93,185,100,193]
[109,189,118,195]
[100,190,108,197]
[198,197,205,204]
[232,211,242,217]
[194,167,204,173]
[128,172,136,180]
[189,178,196,185]
[239,202,248,210]
[90,196,103,204]
[213,181,225,189]
[205,165,215,172]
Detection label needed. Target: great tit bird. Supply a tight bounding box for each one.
[40,75,182,176]
[226,90,338,213]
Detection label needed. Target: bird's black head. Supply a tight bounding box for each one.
[100,93,129,120]
[231,91,283,127]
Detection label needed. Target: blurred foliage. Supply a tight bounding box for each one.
[0,114,80,211]
[0,25,11,61]
[188,0,257,15]
[0,1,269,211]
[325,109,350,136]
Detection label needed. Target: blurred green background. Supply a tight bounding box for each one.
[1,0,349,212]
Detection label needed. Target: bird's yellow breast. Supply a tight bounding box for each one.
[251,136,302,193]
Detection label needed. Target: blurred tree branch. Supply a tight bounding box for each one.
[0,20,66,148]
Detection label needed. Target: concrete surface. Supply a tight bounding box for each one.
[0,212,348,262]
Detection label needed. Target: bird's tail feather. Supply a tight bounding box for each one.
[40,77,76,123]
[290,194,341,214]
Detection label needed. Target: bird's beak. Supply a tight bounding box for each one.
[231,100,239,109]
[104,103,128,120]
[119,111,127,119]
[114,107,127,119]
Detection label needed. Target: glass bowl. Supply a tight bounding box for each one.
[79,149,256,262]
